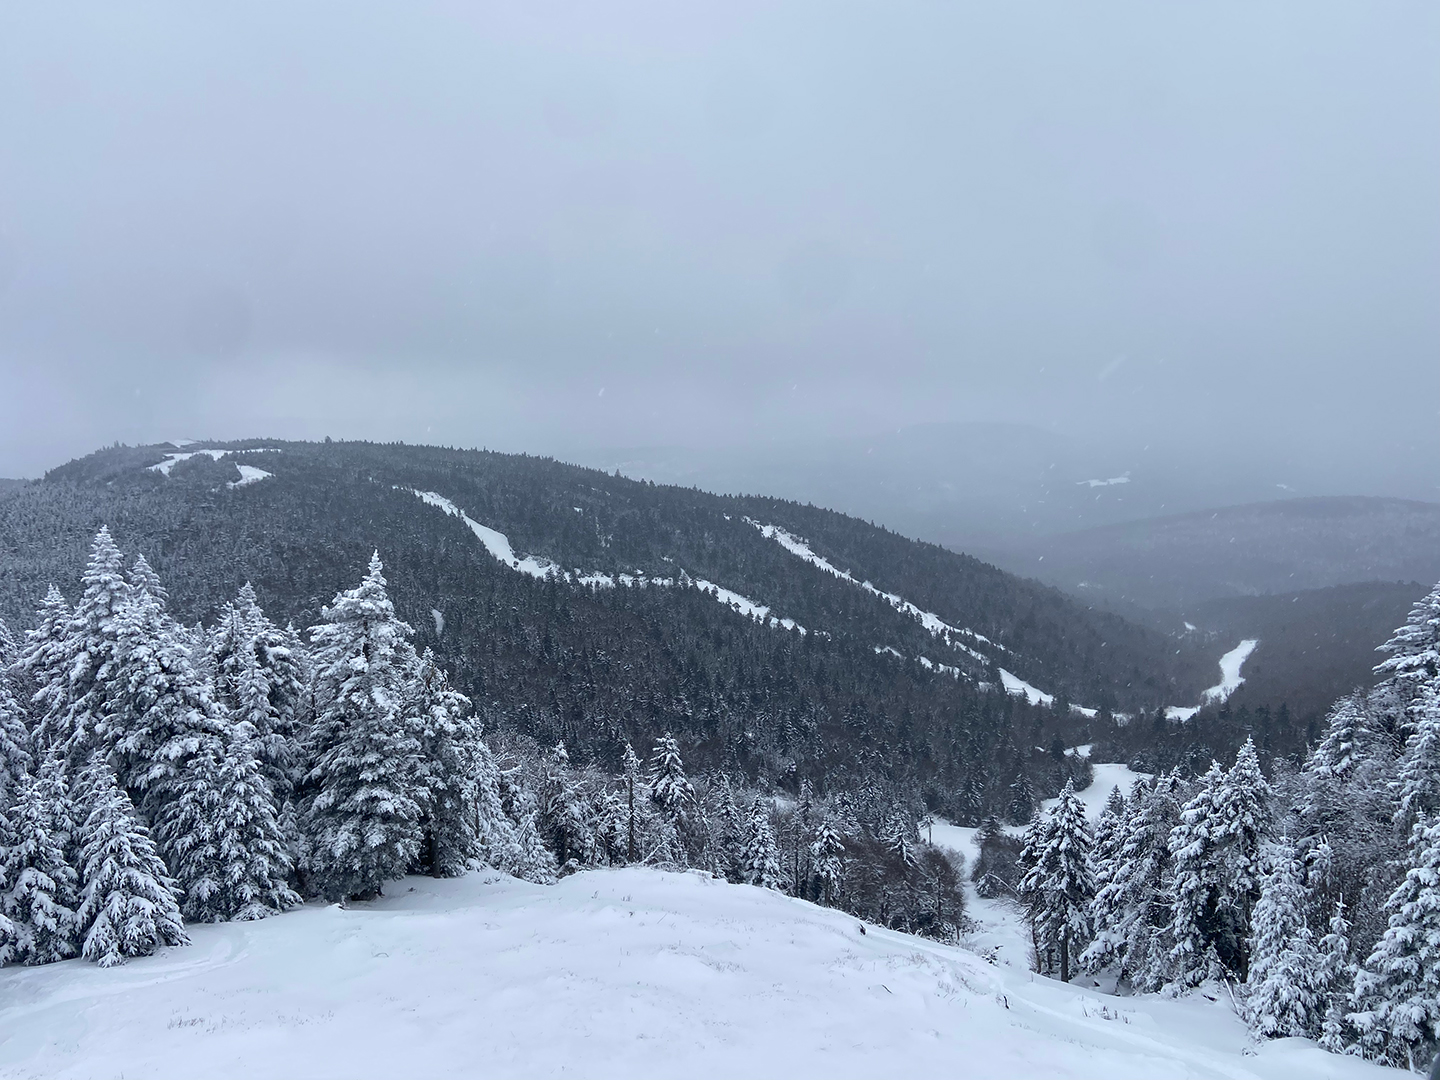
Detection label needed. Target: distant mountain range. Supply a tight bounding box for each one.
[983,496,1440,610]
[572,422,1440,553]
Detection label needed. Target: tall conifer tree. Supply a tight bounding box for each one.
[302,553,425,900]
[74,759,187,967]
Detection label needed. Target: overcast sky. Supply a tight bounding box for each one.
[1,2,1436,490]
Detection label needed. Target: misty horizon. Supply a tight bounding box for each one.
[2,3,1436,506]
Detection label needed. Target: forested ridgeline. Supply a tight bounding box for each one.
[0,530,970,973]
[0,439,1206,820]
[998,580,1440,1070]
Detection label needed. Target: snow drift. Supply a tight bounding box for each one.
[0,868,1398,1079]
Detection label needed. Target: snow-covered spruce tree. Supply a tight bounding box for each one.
[43,530,131,772]
[1316,899,1356,1055]
[1091,786,1126,870]
[1,769,79,964]
[0,657,32,808]
[592,788,630,867]
[1350,811,1440,1069]
[540,742,590,872]
[18,586,72,759]
[152,738,300,922]
[0,616,17,670]
[1086,786,1127,940]
[1245,839,1323,1040]
[1166,742,1272,988]
[648,734,695,833]
[496,770,558,884]
[410,650,481,878]
[713,776,745,882]
[1391,679,1440,836]
[1296,689,1405,955]
[301,553,425,900]
[211,584,309,803]
[1018,780,1094,983]
[32,751,81,870]
[1213,737,1271,977]
[881,808,919,870]
[741,797,782,889]
[1087,773,1186,991]
[1006,764,1036,826]
[1086,779,1144,978]
[1308,693,1369,786]
[470,740,523,874]
[0,806,13,965]
[620,742,642,863]
[811,819,845,907]
[74,759,187,967]
[1373,579,1440,708]
[107,555,233,815]
[1167,761,1227,989]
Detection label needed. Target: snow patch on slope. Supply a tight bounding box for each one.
[149,447,281,476]
[407,490,802,632]
[1203,638,1259,704]
[748,520,1000,656]
[1078,473,1131,488]
[1041,762,1152,821]
[1163,638,1260,721]
[998,668,1054,707]
[691,578,805,634]
[410,489,564,580]
[227,464,272,488]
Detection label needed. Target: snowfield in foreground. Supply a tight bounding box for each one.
[0,869,1399,1080]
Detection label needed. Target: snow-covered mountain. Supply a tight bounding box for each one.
[0,438,1243,826]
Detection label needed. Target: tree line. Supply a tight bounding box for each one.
[0,528,968,970]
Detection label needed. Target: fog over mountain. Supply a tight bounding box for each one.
[2,2,1436,502]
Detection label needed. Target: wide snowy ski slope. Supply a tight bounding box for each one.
[0,868,1399,1080]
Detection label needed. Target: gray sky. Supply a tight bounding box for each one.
[1,1,1437,493]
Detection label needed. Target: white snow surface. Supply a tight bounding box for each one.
[998,667,1055,707]
[148,447,280,476]
[1041,762,1153,821]
[1078,473,1131,488]
[227,464,272,488]
[410,489,564,580]
[916,655,963,678]
[748,520,1001,655]
[0,867,1396,1080]
[406,490,802,632]
[1203,638,1259,704]
[1162,638,1261,721]
[691,578,804,633]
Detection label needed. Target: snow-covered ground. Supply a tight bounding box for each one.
[998,667,1055,707]
[0,867,1396,1080]
[410,489,565,580]
[1166,638,1261,720]
[227,464,272,488]
[691,578,805,633]
[148,447,281,477]
[1203,638,1259,704]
